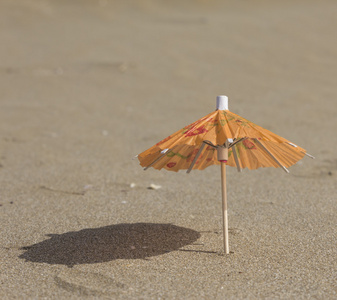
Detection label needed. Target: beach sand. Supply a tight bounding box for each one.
[0,0,336,298]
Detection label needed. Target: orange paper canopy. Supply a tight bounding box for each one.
[138,109,306,172]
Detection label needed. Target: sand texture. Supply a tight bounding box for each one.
[0,0,336,299]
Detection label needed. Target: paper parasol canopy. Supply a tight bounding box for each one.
[138,97,311,173]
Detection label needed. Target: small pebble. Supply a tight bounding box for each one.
[130,183,136,188]
[148,183,162,190]
[83,184,93,190]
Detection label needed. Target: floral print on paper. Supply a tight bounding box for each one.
[243,139,256,150]
[167,162,176,168]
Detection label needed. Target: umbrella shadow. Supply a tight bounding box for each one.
[19,223,201,267]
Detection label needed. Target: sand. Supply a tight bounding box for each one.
[0,0,336,299]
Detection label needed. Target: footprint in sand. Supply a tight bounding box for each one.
[55,269,124,296]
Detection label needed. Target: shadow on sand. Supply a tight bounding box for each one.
[19,223,201,267]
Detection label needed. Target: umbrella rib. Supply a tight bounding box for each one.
[143,149,172,170]
[229,137,246,149]
[203,140,217,148]
[254,139,289,173]
[186,142,206,174]
[286,142,315,159]
[232,145,242,172]
[302,151,315,159]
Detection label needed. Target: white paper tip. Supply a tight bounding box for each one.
[216,95,229,110]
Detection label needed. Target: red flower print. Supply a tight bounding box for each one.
[185,125,208,137]
[243,139,256,150]
[167,162,176,168]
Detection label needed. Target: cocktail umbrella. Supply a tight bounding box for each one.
[137,96,314,254]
